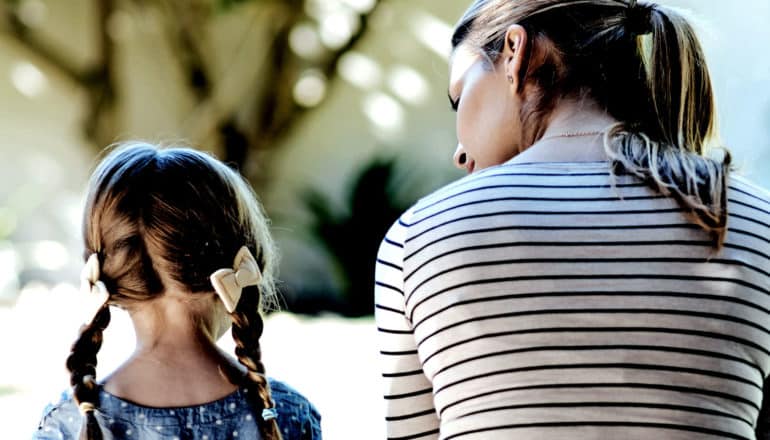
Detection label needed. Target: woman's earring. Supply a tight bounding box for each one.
[507,75,514,84]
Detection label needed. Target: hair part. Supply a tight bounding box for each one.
[452,0,730,246]
[68,142,282,439]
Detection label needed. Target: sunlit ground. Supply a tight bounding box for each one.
[0,286,384,439]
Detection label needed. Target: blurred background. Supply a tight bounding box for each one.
[0,0,767,438]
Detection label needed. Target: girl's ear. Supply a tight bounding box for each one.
[501,24,529,93]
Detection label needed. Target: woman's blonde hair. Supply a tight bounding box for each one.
[453,0,730,246]
[68,142,283,440]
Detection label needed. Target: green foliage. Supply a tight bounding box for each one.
[0,206,15,240]
[302,159,417,317]
[215,0,262,12]
[0,385,17,397]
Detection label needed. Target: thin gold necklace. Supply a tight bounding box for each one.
[538,130,604,142]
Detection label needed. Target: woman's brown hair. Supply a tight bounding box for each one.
[67,143,283,439]
[453,0,730,246]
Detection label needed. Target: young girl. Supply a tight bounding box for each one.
[376,0,770,439]
[34,143,321,439]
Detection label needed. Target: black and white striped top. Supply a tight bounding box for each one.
[375,161,770,440]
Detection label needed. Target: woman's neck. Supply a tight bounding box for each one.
[103,292,244,407]
[510,99,618,164]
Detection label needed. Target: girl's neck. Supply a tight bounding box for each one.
[103,292,244,407]
[510,99,618,164]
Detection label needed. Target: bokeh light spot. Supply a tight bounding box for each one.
[293,70,327,108]
[338,52,381,89]
[388,65,429,105]
[10,62,48,98]
[363,92,404,131]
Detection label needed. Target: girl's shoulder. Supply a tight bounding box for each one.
[269,378,318,412]
[269,378,323,438]
[33,381,321,440]
[34,389,80,439]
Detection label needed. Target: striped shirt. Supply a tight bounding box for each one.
[375,161,770,440]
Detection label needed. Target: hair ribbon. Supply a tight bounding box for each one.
[80,253,110,322]
[210,246,262,313]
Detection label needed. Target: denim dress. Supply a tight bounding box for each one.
[33,379,321,440]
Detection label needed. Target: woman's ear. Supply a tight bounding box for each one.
[502,24,528,94]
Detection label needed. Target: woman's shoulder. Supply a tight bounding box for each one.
[730,173,770,203]
[405,161,614,222]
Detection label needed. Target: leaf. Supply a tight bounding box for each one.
[215,0,266,12]
[300,158,419,316]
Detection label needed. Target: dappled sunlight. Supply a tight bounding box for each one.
[363,91,405,133]
[289,23,325,60]
[409,10,453,60]
[388,64,430,105]
[294,70,328,108]
[10,61,48,98]
[338,51,382,90]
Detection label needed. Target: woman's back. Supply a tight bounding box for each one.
[376,161,770,440]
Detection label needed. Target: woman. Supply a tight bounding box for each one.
[375,0,770,439]
[35,144,321,440]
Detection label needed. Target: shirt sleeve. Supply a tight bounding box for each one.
[269,379,323,440]
[33,418,65,440]
[33,393,79,440]
[756,377,770,439]
[375,213,440,440]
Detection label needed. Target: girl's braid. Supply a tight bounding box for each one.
[230,285,283,440]
[65,304,111,440]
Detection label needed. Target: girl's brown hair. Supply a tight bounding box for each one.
[67,143,283,439]
[453,0,730,246]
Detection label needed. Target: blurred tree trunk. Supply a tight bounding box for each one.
[250,0,380,154]
[0,0,383,171]
[1,0,118,148]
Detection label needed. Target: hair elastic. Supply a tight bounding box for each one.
[261,408,278,421]
[625,0,654,36]
[78,402,96,415]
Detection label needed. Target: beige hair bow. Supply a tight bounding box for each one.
[210,246,262,313]
[80,253,110,322]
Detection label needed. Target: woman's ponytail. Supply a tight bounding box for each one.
[453,0,733,247]
[646,4,716,151]
[606,3,730,247]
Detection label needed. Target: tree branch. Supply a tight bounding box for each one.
[161,0,213,100]
[249,0,385,152]
[0,2,85,85]
[82,0,118,145]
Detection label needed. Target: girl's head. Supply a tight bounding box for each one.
[83,142,277,304]
[449,0,730,245]
[68,142,283,439]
